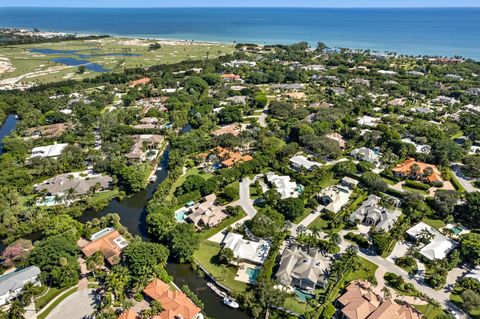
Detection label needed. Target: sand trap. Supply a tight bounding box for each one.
[0,57,16,74]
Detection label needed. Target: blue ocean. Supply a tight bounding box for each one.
[1,7,479,59]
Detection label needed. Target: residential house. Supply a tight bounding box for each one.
[317,184,353,214]
[186,194,228,229]
[30,143,68,159]
[117,309,138,319]
[407,71,425,77]
[377,70,397,76]
[81,228,129,265]
[226,95,247,105]
[406,222,457,260]
[284,92,306,100]
[336,280,421,319]
[357,116,379,127]
[271,83,305,92]
[341,176,359,189]
[129,77,151,87]
[266,172,301,199]
[401,139,431,155]
[221,73,243,82]
[222,60,257,68]
[325,132,346,149]
[388,98,406,107]
[392,158,443,184]
[143,279,201,319]
[0,266,41,306]
[133,117,160,130]
[197,147,253,169]
[222,232,271,265]
[289,155,322,171]
[350,147,380,165]
[25,123,71,140]
[349,195,401,232]
[276,245,330,291]
[125,134,164,163]
[35,172,112,198]
[212,123,242,136]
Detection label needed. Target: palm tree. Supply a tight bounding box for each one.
[86,251,105,278]
[330,233,342,245]
[311,224,322,239]
[410,163,420,177]
[7,300,26,319]
[381,287,392,299]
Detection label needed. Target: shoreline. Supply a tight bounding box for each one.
[3,26,478,61]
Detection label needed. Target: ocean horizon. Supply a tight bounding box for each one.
[1,7,480,59]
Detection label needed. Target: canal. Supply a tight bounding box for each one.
[79,149,251,319]
[0,114,18,154]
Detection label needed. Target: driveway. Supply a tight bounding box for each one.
[45,289,97,319]
[238,177,257,217]
[452,164,478,193]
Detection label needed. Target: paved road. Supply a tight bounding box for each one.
[297,205,325,228]
[451,164,478,193]
[45,289,97,319]
[258,104,268,128]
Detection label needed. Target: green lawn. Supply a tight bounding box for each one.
[413,304,447,319]
[0,38,233,84]
[37,286,78,319]
[402,185,430,195]
[423,218,446,230]
[193,241,247,293]
[198,209,246,241]
[35,286,70,311]
[284,297,307,315]
[450,290,480,318]
[87,189,120,205]
[345,257,378,283]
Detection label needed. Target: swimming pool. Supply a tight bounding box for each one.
[295,289,315,302]
[245,267,260,283]
[175,209,187,222]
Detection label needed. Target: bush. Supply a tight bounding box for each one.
[345,232,369,248]
[405,179,430,190]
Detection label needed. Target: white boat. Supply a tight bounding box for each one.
[223,297,240,309]
[207,282,226,298]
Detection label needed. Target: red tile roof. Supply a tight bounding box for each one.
[129,77,151,87]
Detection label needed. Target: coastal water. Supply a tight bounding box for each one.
[0,114,18,155]
[0,7,479,59]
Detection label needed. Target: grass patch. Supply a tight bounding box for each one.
[294,208,313,224]
[422,218,446,230]
[193,241,247,293]
[345,257,378,283]
[37,286,78,319]
[450,289,480,318]
[198,209,246,241]
[308,215,336,232]
[284,297,307,315]
[87,189,120,205]
[35,286,69,311]
[413,304,447,319]
[402,185,430,195]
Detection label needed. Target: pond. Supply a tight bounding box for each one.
[0,114,18,155]
[50,57,110,72]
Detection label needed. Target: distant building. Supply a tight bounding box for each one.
[276,245,330,291]
[129,77,151,87]
[392,158,443,184]
[222,60,257,68]
[0,266,41,306]
[222,232,271,265]
[211,123,242,136]
[81,228,129,265]
[266,172,301,199]
[30,143,68,159]
[318,184,353,214]
[25,123,71,140]
[357,116,380,127]
[290,155,322,171]
[325,132,346,149]
[350,147,381,164]
[125,134,164,163]
[349,195,401,232]
[35,172,112,198]
[221,73,243,82]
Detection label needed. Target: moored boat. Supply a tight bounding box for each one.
[223,297,240,309]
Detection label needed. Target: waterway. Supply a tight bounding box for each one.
[0,114,18,155]
[79,147,251,319]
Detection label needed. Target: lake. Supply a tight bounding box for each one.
[0,114,18,155]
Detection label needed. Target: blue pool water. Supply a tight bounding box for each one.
[295,289,315,302]
[245,267,260,283]
[175,209,187,222]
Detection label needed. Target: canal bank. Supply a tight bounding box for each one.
[79,148,251,319]
[0,114,18,154]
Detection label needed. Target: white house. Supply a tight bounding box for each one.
[318,185,353,213]
[222,233,271,265]
[290,155,322,171]
[266,172,301,199]
[0,266,41,306]
[30,143,68,159]
[350,147,381,164]
[357,116,380,127]
[406,222,457,260]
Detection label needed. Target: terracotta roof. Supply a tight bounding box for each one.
[221,153,253,167]
[338,281,422,319]
[392,158,443,183]
[117,309,138,319]
[81,230,128,265]
[144,279,201,319]
[129,77,151,87]
[221,73,241,80]
[212,124,242,136]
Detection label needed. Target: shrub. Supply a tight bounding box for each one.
[405,179,430,190]
[345,232,369,248]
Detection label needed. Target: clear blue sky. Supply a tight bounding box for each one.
[1,0,479,8]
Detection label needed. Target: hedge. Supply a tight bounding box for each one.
[405,179,430,190]
[344,232,369,248]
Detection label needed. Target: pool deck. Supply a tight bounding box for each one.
[235,262,260,284]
